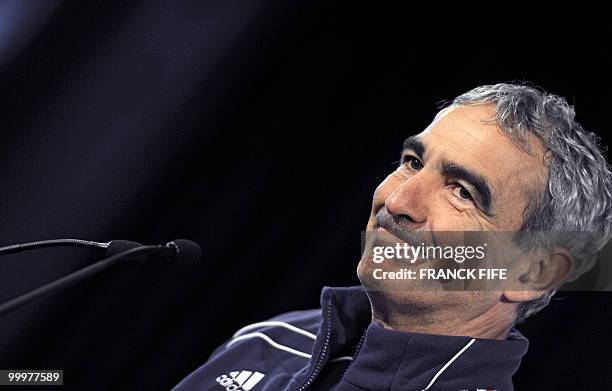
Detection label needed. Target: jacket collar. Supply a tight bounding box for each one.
[315,286,529,391]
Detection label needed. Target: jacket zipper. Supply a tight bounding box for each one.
[295,300,332,391]
[352,329,367,360]
[336,326,367,382]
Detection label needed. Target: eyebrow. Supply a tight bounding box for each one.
[401,136,425,158]
[442,161,494,215]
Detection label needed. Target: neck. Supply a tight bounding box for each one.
[370,295,517,340]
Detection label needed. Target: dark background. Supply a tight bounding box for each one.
[0,1,610,390]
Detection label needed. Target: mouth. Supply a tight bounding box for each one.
[371,221,425,267]
[374,209,411,245]
[371,222,418,264]
[375,225,407,245]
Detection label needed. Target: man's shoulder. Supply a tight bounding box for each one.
[265,308,322,332]
[206,307,323,360]
[172,309,324,391]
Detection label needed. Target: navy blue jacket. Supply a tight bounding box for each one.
[173,286,528,391]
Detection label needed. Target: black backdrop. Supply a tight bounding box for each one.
[0,1,610,390]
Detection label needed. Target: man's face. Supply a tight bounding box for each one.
[357,104,549,320]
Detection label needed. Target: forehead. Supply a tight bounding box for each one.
[412,104,548,222]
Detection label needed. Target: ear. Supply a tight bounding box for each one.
[503,247,575,303]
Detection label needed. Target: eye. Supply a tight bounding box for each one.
[404,156,423,170]
[452,185,473,201]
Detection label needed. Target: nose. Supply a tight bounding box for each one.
[384,174,429,224]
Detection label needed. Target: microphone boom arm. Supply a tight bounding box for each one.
[0,239,109,256]
[0,244,167,317]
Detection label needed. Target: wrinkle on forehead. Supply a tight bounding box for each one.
[437,103,543,156]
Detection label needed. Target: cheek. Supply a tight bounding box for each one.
[428,195,496,231]
[427,202,469,231]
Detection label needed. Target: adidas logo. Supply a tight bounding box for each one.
[215,370,265,390]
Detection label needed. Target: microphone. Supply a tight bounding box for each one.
[0,239,202,316]
[165,239,202,264]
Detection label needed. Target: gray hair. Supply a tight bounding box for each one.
[450,83,612,323]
